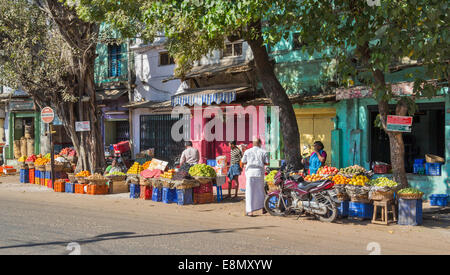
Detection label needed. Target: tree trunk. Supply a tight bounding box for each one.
[373,69,409,188]
[247,21,302,170]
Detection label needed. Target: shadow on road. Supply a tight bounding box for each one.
[0,226,277,252]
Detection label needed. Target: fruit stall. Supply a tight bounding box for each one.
[266,164,428,226]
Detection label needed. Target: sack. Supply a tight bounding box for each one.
[27,139,34,156]
[20,138,27,158]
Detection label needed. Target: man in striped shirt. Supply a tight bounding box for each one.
[227,141,243,199]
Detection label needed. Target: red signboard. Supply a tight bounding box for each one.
[387,115,413,126]
[41,107,55,124]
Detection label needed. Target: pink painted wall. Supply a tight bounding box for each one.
[189,105,267,190]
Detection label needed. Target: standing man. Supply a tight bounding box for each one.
[241,138,269,217]
[227,141,243,199]
[179,141,199,167]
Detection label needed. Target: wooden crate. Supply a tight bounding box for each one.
[109,180,129,194]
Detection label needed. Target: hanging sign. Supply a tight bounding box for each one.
[75,121,91,132]
[386,115,413,132]
[41,107,55,124]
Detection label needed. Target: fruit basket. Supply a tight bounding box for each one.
[397,187,424,200]
[76,177,88,184]
[370,190,394,201]
[67,173,76,183]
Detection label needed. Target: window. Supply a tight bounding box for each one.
[108,44,122,77]
[222,41,243,58]
[159,52,175,66]
[369,103,445,173]
[292,33,306,50]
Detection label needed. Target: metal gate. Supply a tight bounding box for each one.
[140,114,190,165]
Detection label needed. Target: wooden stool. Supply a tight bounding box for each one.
[372,200,397,225]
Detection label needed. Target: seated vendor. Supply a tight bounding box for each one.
[104,159,123,175]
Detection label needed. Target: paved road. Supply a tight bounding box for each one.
[0,179,449,255]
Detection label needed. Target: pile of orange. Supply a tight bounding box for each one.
[76,170,91,177]
[332,174,351,185]
[35,158,50,166]
[142,161,152,170]
[304,174,327,182]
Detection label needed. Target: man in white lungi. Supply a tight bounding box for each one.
[241,138,269,217]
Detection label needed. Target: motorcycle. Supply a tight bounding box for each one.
[264,170,339,223]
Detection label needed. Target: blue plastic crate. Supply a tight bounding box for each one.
[177,188,193,205]
[130,184,140,199]
[398,199,422,226]
[337,201,349,218]
[414,159,425,165]
[349,202,373,220]
[425,163,442,176]
[429,194,449,206]
[152,187,162,202]
[162,187,177,204]
[65,182,75,193]
[206,159,217,167]
[20,169,29,183]
[413,163,425,175]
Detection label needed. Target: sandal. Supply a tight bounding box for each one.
[246,213,255,217]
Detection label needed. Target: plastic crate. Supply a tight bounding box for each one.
[429,194,449,206]
[425,163,442,176]
[349,202,373,220]
[413,163,425,175]
[414,159,425,165]
[176,188,193,205]
[162,187,177,204]
[152,187,162,202]
[87,184,108,195]
[206,159,217,167]
[337,201,349,218]
[53,180,65,193]
[20,169,29,183]
[130,184,140,199]
[140,185,152,200]
[113,141,130,154]
[373,165,390,174]
[75,183,88,194]
[29,169,35,185]
[398,199,422,226]
[193,183,213,194]
[193,192,214,204]
[65,182,75,193]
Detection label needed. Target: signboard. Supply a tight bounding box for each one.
[75,121,91,132]
[336,82,415,100]
[41,107,55,124]
[10,100,35,111]
[147,158,168,171]
[387,115,413,132]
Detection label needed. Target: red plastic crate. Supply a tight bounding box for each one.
[113,141,130,154]
[140,185,153,200]
[193,183,213,194]
[373,165,391,174]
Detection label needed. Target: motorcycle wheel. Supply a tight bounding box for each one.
[264,194,287,216]
[317,197,338,223]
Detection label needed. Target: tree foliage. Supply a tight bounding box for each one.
[0,0,105,172]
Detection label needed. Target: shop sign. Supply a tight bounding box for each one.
[41,107,55,124]
[336,82,415,100]
[75,121,91,132]
[386,115,413,132]
[9,100,35,111]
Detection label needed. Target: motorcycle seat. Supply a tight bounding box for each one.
[298,181,323,191]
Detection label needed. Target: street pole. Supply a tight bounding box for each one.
[50,123,55,188]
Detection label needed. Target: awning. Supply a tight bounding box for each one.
[171,86,251,107]
[96,90,128,101]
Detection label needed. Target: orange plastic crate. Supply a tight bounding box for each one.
[53,180,65,192]
[87,184,108,195]
[75,183,88,194]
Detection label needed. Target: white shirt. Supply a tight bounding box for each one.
[241,146,269,176]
